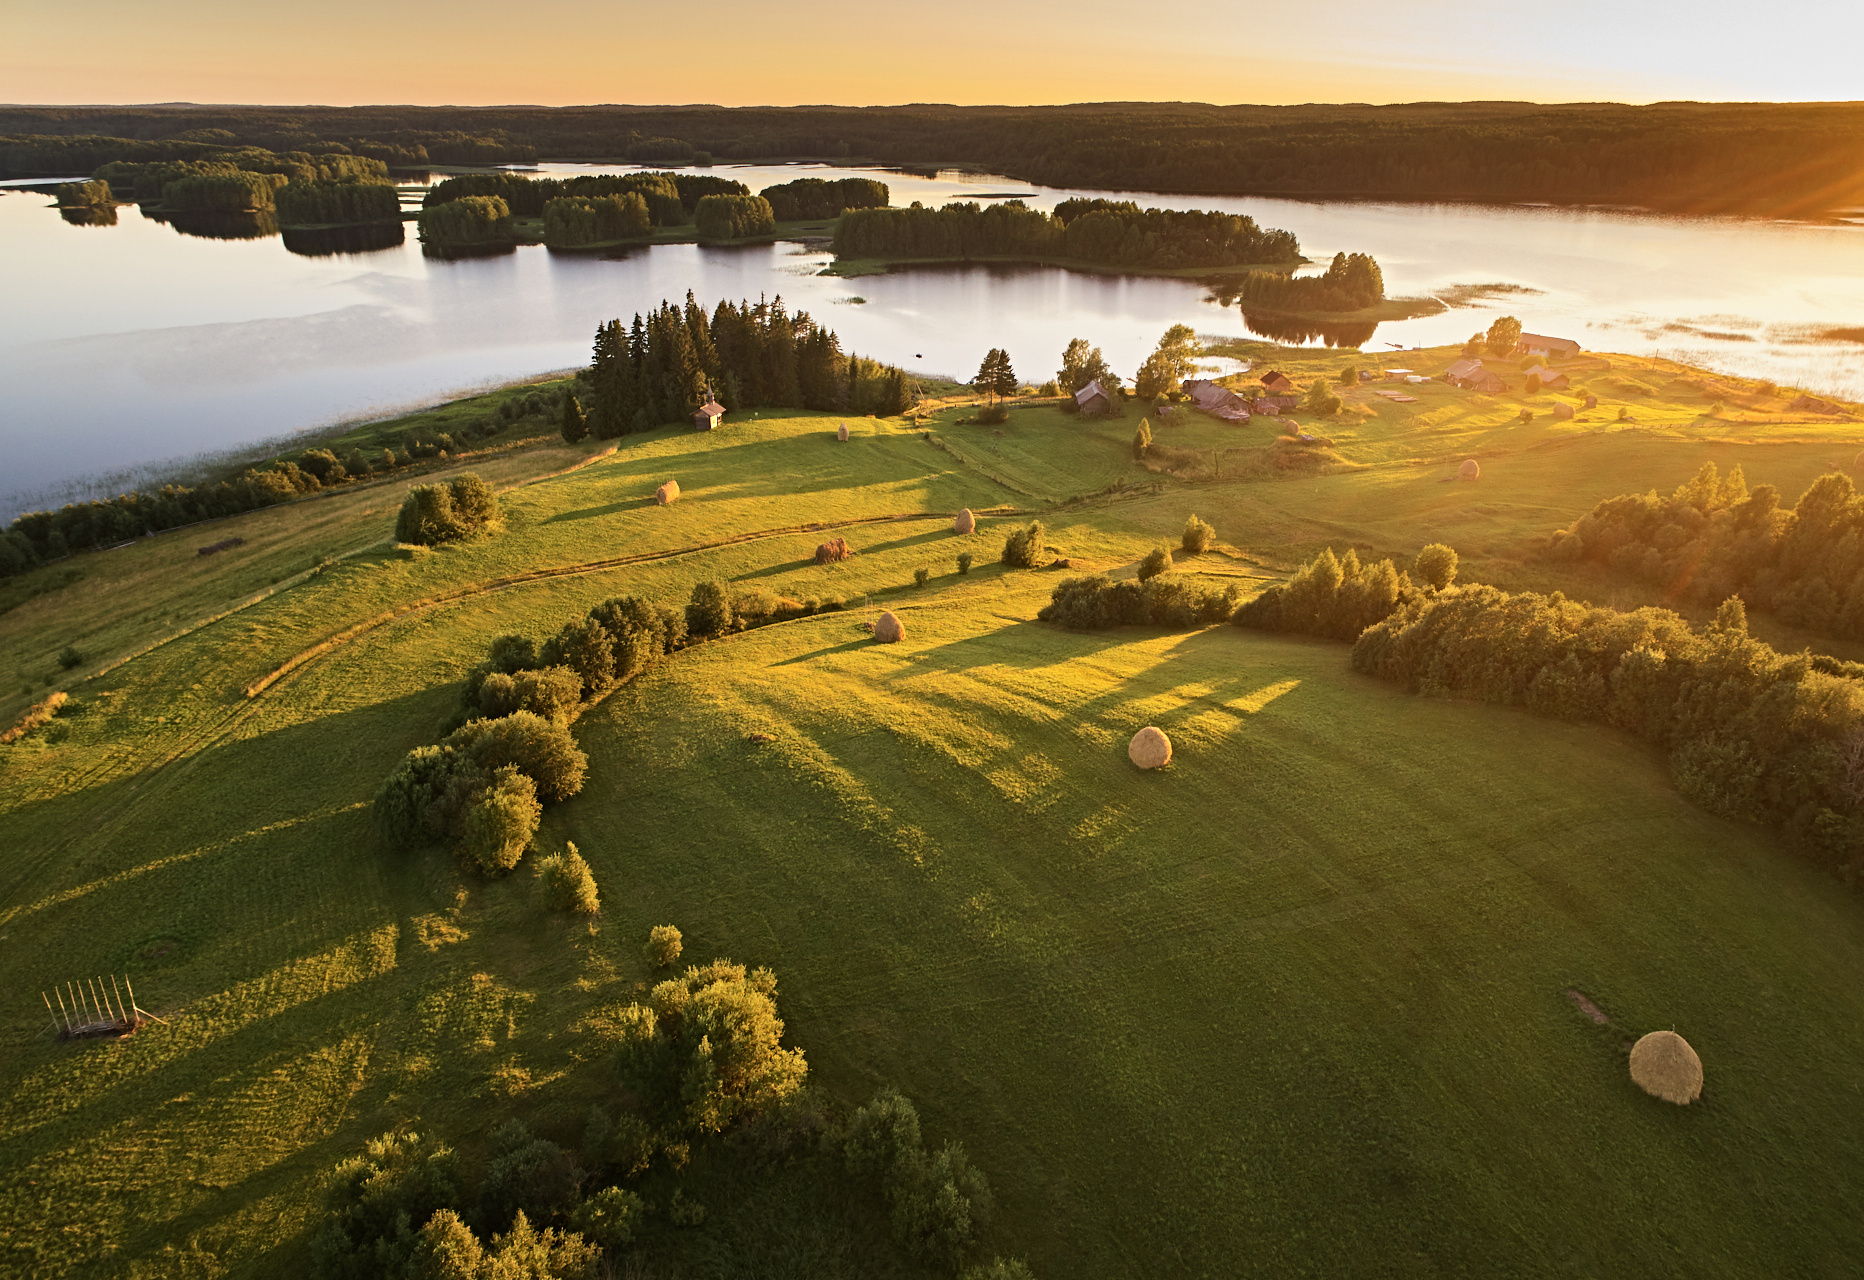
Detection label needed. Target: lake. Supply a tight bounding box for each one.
[3,161,1862,519]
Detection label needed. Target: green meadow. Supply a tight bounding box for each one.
[3,342,1864,1277]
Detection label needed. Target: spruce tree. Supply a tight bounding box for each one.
[560,395,588,444]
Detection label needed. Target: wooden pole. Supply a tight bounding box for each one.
[68,983,81,1028]
[110,975,128,1026]
[124,976,167,1024]
[44,991,62,1035]
[55,987,71,1033]
[86,978,104,1025]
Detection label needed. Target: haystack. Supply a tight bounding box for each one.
[1458,458,1480,481]
[873,610,905,643]
[837,422,850,442]
[954,508,976,535]
[1629,1030,1703,1104]
[656,480,680,505]
[1128,726,1172,769]
[1584,394,1598,409]
[814,537,851,564]
[1552,402,1574,420]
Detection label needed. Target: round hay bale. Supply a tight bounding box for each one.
[1584,394,1599,409]
[1552,402,1574,420]
[814,537,851,565]
[837,422,850,442]
[872,610,905,643]
[1458,458,1480,481]
[1128,725,1172,770]
[1853,449,1864,469]
[953,508,976,535]
[1629,1030,1703,1105]
[656,479,680,505]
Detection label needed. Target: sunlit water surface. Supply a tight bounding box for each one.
[3,161,1862,517]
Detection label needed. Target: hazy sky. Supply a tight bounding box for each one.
[5,0,1862,106]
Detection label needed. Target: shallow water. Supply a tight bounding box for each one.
[3,161,1861,517]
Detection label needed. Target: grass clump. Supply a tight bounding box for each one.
[536,842,600,913]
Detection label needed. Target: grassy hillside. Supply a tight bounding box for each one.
[3,349,1863,1277]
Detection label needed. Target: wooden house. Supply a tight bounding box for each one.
[1523,365,1571,389]
[693,400,725,430]
[1074,379,1112,415]
[1259,371,1295,393]
[1519,333,1581,359]
[1184,378,1250,421]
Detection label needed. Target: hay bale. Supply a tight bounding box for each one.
[1552,402,1574,420]
[1128,725,1172,769]
[873,610,905,643]
[953,508,975,534]
[656,480,680,505]
[814,537,851,565]
[1584,394,1598,409]
[1629,1030,1703,1104]
[1458,458,1480,481]
[837,422,849,442]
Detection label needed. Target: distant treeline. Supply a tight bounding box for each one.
[160,171,288,213]
[833,198,1300,270]
[423,170,747,221]
[759,176,888,220]
[93,149,388,199]
[1551,464,1864,644]
[586,294,911,435]
[8,102,1864,213]
[1235,252,1385,313]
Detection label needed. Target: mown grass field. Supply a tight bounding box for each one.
[3,343,1863,1278]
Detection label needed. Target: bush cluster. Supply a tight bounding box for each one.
[1550,463,1864,644]
[613,960,809,1135]
[537,843,600,914]
[645,924,683,968]
[693,193,775,242]
[1353,589,1864,880]
[417,195,513,248]
[1181,514,1215,554]
[846,1089,994,1272]
[683,580,846,641]
[1232,546,1426,640]
[758,176,889,221]
[1038,574,1238,630]
[395,473,499,546]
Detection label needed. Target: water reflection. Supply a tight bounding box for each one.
[282,222,407,257]
[420,240,517,260]
[1238,310,1378,348]
[59,205,117,227]
[142,207,280,241]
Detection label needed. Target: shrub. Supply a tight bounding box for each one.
[395,473,498,546]
[614,960,808,1133]
[1518,408,1534,423]
[1526,374,1543,395]
[537,842,600,913]
[374,745,461,847]
[56,645,83,670]
[957,552,974,574]
[914,567,930,587]
[1618,406,1631,421]
[415,1209,598,1280]
[977,402,1008,426]
[1341,365,1360,385]
[588,594,681,679]
[1412,542,1459,590]
[1233,548,1413,641]
[645,924,682,968]
[1181,514,1215,554]
[1137,546,1173,580]
[963,1261,1037,1280]
[559,395,588,443]
[309,1131,461,1280]
[570,1186,644,1250]
[686,580,735,637]
[846,1088,923,1183]
[542,618,615,696]
[1133,419,1152,459]
[1038,574,1237,630]
[447,711,588,802]
[459,766,541,875]
[477,1121,583,1233]
[1000,521,1046,568]
[846,1088,992,1272]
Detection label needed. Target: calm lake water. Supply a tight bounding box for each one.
[3,161,1863,518]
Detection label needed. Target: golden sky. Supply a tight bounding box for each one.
[5,0,1861,106]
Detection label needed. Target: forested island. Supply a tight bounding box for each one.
[5,101,1863,215]
[831,198,1301,275]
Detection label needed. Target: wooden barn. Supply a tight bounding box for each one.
[1074,378,1112,415]
[693,400,725,430]
[1519,333,1581,359]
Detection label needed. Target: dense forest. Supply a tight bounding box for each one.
[1551,464,1864,644]
[833,199,1301,270]
[417,196,514,249]
[586,293,912,435]
[5,102,1862,214]
[276,178,400,226]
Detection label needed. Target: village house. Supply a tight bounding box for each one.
[1252,394,1300,415]
[1446,361,1507,393]
[1259,370,1296,394]
[1523,365,1572,389]
[1443,357,1485,385]
[1519,333,1581,359]
[693,399,725,430]
[1184,378,1250,421]
[1074,379,1112,415]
